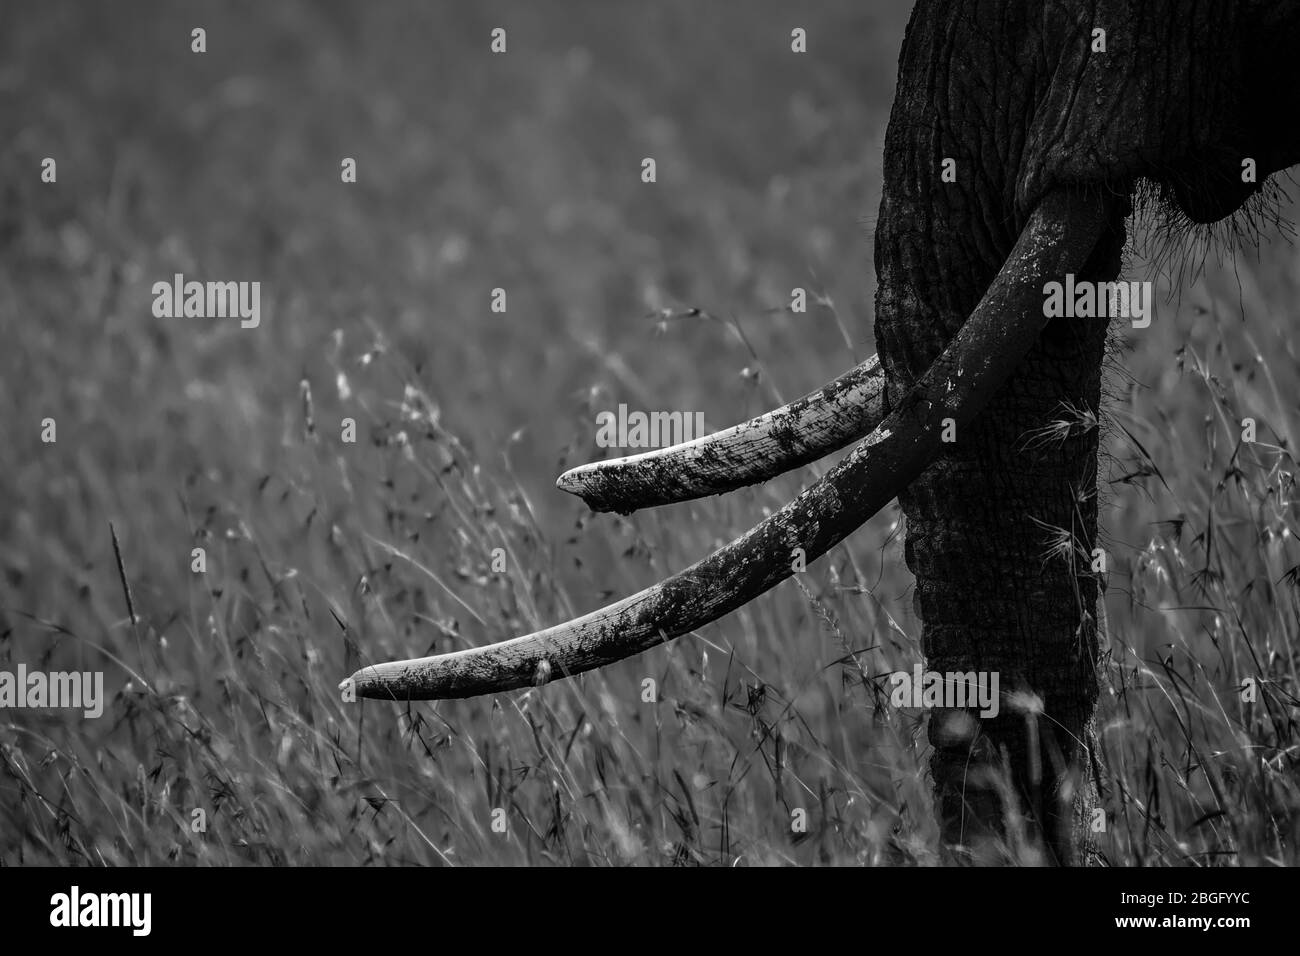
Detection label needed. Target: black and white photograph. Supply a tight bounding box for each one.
[1,0,1296,934]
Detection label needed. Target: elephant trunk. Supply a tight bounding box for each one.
[872,0,1138,863]
[893,258,1118,864]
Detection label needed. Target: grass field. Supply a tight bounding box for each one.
[2,0,1297,865]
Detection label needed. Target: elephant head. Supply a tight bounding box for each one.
[343,1,1300,864]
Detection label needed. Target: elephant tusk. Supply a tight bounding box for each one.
[555,354,885,514]
[342,187,1111,702]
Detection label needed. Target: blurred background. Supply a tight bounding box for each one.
[1,0,1296,865]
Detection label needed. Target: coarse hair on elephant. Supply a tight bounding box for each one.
[342,1,1300,864]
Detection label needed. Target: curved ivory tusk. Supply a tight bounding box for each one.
[556,355,885,514]
[343,188,1111,701]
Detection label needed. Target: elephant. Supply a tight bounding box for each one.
[343,1,1300,864]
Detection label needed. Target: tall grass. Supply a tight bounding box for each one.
[0,0,1295,865]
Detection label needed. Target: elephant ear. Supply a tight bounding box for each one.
[1018,0,1248,223]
